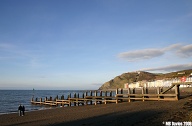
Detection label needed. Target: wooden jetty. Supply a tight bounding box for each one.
[31,82,192,107]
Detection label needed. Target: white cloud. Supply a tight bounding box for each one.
[118,49,164,61]
[140,63,192,72]
[118,43,192,62]
[162,43,181,51]
[176,44,192,58]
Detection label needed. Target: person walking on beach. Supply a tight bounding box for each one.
[18,104,22,116]
[22,105,25,116]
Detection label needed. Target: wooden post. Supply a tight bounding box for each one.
[85,92,88,97]
[68,93,71,100]
[100,91,102,96]
[145,87,148,94]
[157,87,160,94]
[142,87,144,101]
[157,87,160,100]
[159,87,164,99]
[120,88,123,94]
[133,88,135,94]
[116,88,118,95]
[95,90,97,97]
[90,91,92,105]
[50,96,52,101]
[94,91,98,105]
[128,88,131,102]
[40,98,42,102]
[82,93,85,98]
[68,93,71,106]
[132,88,135,101]
[61,95,64,100]
[74,93,77,106]
[175,84,180,100]
[115,88,119,103]
[77,93,80,106]
[105,91,107,97]
[144,87,149,98]
[110,91,112,97]
[35,98,38,102]
[119,88,123,102]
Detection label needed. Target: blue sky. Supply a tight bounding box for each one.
[0,0,192,90]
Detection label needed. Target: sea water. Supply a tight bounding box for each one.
[0,90,86,115]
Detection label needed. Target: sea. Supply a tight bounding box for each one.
[0,90,90,115]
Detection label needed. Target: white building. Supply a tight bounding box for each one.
[124,77,192,88]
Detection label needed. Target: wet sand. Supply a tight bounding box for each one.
[0,92,192,126]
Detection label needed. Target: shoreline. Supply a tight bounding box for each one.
[0,106,56,115]
[0,92,192,126]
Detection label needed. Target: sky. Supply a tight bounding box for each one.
[0,0,192,90]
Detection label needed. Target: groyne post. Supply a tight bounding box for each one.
[119,88,123,102]
[61,95,64,100]
[142,87,144,101]
[157,87,160,100]
[132,88,135,101]
[45,97,47,101]
[95,90,97,97]
[82,93,85,98]
[120,88,123,94]
[145,87,149,98]
[105,91,107,97]
[159,87,164,99]
[100,91,102,96]
[128,88,131,102]
[90,91,93,105]
[116,88,118,95]
[133,88,135,94]
[84,91,88,98]
[74,93,77,106]
[175,84,180,100]
[145,87,148,94]
[110,91,112,97]
[67,93,71,106]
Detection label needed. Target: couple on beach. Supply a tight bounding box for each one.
[18,104,25,116]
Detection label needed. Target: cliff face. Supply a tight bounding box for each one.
[99,69,192,90]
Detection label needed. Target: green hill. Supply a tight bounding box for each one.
[99,69,192,90]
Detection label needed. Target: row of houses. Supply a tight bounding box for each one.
[124,77,192,88]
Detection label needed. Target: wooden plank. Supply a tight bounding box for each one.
[143,98,159,101]
[128,94,143,97]
[158,98,177,101]
[104,99,118,104]
[158,94,177,97]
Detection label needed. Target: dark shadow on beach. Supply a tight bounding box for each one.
[52,110,164,126]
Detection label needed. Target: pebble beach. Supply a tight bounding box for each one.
[0,90,192,126]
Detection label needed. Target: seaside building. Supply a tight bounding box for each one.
[124,77,192,88]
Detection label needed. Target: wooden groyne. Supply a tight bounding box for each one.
[31,83,191,107]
